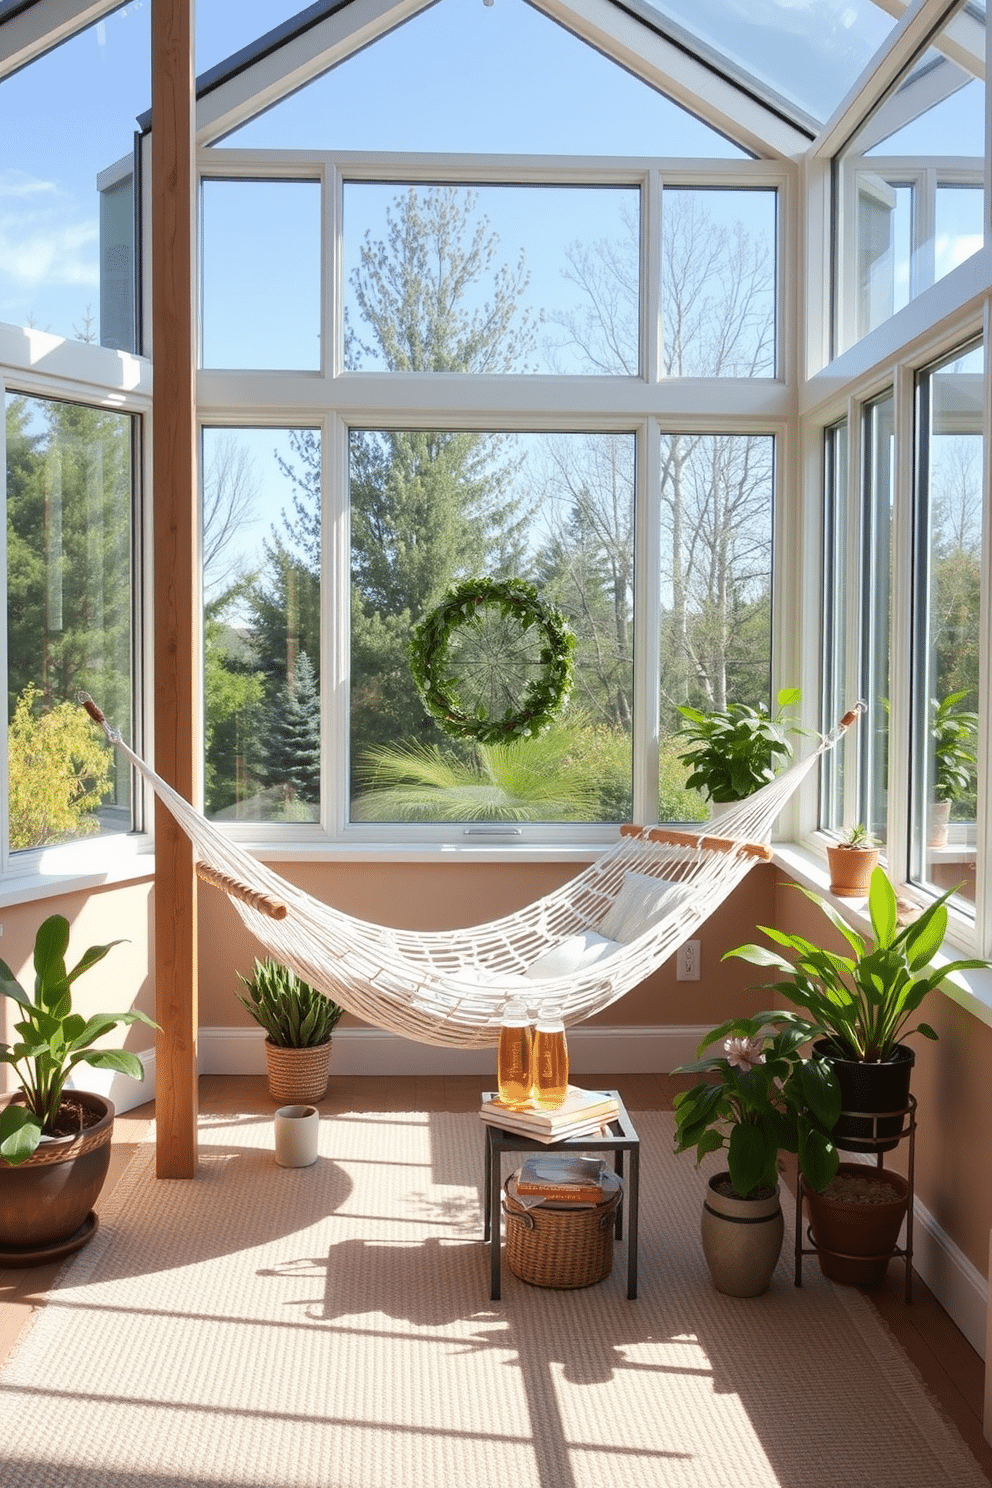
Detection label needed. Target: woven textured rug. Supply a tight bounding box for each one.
[0,1108,987,1488]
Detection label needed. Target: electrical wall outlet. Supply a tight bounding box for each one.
[676,939,701,981]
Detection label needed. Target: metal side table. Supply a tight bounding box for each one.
[482,1089,640,1300]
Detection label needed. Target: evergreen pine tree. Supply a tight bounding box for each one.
[260,652,321,809]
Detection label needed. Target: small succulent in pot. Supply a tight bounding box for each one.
[0,914,157,1165]
[673,1015,840,1198]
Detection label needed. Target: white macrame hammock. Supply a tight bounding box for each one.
[83,699,862,1049]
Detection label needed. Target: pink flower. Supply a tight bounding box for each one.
[724,1035,766,1074]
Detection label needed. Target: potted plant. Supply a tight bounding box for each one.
[237,957,344,1103]
[676,686,803,808]
[724,869,991,1284]
[826,823,880,897]
[929,691,978,846]
[0,913,157,1260]
[673,1016,840,1296]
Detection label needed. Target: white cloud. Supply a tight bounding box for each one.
[0,171,99,289]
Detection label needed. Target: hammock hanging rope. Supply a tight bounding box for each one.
[82,698,863,1049]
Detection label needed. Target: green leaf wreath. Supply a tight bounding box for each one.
[409,577,575,744]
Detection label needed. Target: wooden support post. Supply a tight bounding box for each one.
[151,0,198,1178]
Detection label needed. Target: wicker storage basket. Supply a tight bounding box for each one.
[502,1174,621,1289]
[264,1039,332,1103]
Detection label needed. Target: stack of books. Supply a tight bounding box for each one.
[479,1085,620,1143]
[514,1153,613,1208]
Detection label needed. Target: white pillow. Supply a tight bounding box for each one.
[525,930,620,981]
[598,872,691,943]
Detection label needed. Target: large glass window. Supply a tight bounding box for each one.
[820,418,850,836]
[659,430,774,821]
[201,180,322,371]
[911,340,984,909]
[835,8,985,352]
[202,426,321,823]
[859,392,894,844]
[4,392,133,853]
[661,188,777,378]
[217,0,746,158]
[348,428,635,826]
[343,183,641,378]
[0,4,148,348]
[823,396,893,843]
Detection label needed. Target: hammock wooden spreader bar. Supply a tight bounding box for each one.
[194,863,288,920]
[80,693,864,1048]
[619,824,773,862]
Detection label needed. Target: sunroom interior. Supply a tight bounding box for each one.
[2,0,992,1430]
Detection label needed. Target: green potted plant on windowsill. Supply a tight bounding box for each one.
[237,957,344,1104]
[930,691,978,846]
[0,913,157,1261]
[826,823,880,898]
[673,1017,840,1296]
[675,687,803,808]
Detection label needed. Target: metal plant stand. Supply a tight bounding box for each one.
[795,1094,916,1302]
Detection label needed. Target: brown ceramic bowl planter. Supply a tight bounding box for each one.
[0,1090,114,1262]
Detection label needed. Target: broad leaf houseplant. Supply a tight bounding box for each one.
[676,687,802,805]
[0,913,156,1256]
[724,868,990,1284]
[673,1017,840,1296]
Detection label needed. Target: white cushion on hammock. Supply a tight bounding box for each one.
[597,872,691,942]
[524,930,620,981]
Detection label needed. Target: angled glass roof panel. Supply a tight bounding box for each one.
[624,0,897,126]
[215,0,748,156]
[195,1,327,76]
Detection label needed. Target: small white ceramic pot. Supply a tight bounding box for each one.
[274,1105,320,1168]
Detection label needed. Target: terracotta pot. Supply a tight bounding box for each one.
[0,1090,114,1252]
[805,1162,909,1286]
[814,1039,914,1154]
[826,844,879,897]
[700,1172,784,1297]
[264,1039,332,1103]
[928,799,951,848]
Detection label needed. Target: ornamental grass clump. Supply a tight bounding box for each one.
[236,957,343,1048]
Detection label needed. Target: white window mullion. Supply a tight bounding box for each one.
[325,414,350,840]
[634,420,661,824]
[887,360,917,882]
[644,171,662,383]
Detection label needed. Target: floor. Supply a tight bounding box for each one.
[2,1071,990,1481]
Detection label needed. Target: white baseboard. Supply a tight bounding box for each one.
[196,1022,709,1078]
[90,1026,989,1364]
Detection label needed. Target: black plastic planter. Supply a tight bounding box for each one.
[814,1039,915,1153]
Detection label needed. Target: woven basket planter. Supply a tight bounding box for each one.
[264,1039,332,1104]
[503,1175,621,1289]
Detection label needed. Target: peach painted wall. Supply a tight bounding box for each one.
[197,858,778,1032]
[0,880,155,1097]
[774,871,992,1278]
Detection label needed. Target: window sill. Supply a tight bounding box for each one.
[773,843,992,1032]
[0,837,155,910]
